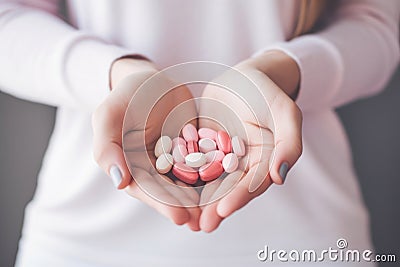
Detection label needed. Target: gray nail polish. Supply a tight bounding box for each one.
[110,165,122,188]
[279,162,289,182]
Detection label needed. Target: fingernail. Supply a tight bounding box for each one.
[110,165,122,188]
[279,162,289,183]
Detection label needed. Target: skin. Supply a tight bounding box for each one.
[92,50,303,232]
[198,52,303,232]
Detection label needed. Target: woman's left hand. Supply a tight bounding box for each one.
[198,51,303,232]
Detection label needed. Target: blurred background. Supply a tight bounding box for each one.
[1,68,399,266]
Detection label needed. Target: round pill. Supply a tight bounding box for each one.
[198,138,217,153]
[172,137,186,149]
[205,150,225,163]
[198,128,217,141]
[187,140,199,154]
[222,153,239,173]
[216,130,232,154]
[172,144,188,163]
[154,136,172,158]
[231,136,245,157]
[156,153,173,174]
[182,123,198,142]
[199,161,224,182]
[172,163,199,184]
[185,152,207,168]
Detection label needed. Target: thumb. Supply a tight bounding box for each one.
[268,92,303,185]
[92,71,157,189]
[92,103,132,189]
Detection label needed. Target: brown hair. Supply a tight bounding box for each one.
[292,0,327,38]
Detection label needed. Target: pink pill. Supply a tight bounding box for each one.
[172,162,199,184]
[187,140,199,154]
[205,150,225,163]
[231,136,245,157]
[198,138,217,153]
[182,124,198,142]
[198,128,217,140]
[172,137,186,149]
[222,153,239,173]
[199,161,224,182]
[172,144,188,163]
[216,130,232,154]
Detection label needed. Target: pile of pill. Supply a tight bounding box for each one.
[154,124,245,184]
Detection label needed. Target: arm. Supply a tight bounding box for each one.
[255,0,400,111]
[0,0,133,111]
[199,0,400,231]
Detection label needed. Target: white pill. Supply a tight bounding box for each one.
[156,153,173,174]
[185,152,207,168]
[154,136,172,158]
[222,153,239,173]
[198,138,217,153]
[172,144,188,163]
[231,136,245,157]
[172,137,186,149]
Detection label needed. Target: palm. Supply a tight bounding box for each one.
[121,73,201,229]
[197,67,277,231]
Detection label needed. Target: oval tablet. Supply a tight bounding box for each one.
[222,153,239,173]
[205,150,225,163]
[172,144,188,163]
[172,137,186,149]
[198,128,217,140]
[198,138,217,153]
[154,136,172,158]
[182,123,198,142]
[187,140,199,154]
[185,152,207,168]
[156,153,173,174]
[172,163,199,184]
[231,136,245,157]
[199,161,224,182]
[216,130,232,154]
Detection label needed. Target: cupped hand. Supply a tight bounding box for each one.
[92,58,201,231]
[198,55,303,232]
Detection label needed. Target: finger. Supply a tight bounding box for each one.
[210,171,244,202]
[92,104,132,189]
[199,178,222,208]
[217,163,272,218]
[186,208,202,232]
[92,72,156,189]
[158,178,201,231]
[200,201,224,233]
[268,92,303,185]
[127,168,190,225]
[237,69,303,185]
[175,180,200,205]
[200,171,243,233]
[246,145,273,193]
[199,171,243,232]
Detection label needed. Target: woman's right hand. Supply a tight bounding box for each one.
[92,58,201,231]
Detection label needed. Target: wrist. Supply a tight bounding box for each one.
[243,50,301,100]
[110,56,157,90]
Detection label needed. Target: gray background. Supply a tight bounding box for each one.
[1,68,400,266]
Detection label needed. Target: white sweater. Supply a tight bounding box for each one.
[0,0,398,266]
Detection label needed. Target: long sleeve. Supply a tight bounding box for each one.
[0,0,133,111]
[265,0,400,111]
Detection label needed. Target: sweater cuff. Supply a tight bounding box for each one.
[253,35,344,111]
[64,35,134,111]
